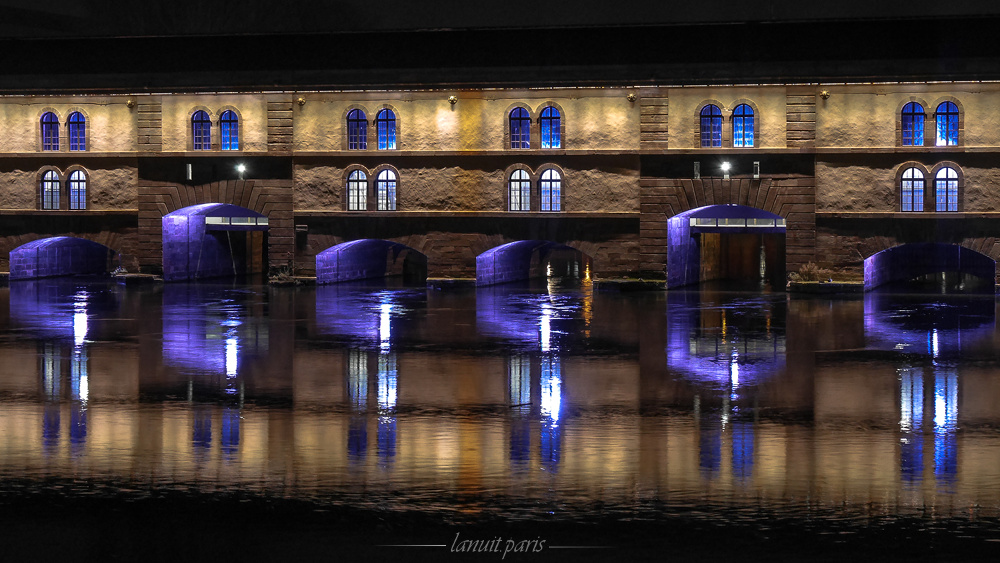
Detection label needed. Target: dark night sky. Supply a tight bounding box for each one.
[3,0,1000,37]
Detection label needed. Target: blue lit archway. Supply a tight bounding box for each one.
[162,203,269,281]
[864,243,995,291]
[667,205,786,289]
[476,240,590,286]
[316,239,427,284]
[9,237,113,280]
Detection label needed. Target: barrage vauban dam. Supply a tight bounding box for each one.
[3,16,1000,292]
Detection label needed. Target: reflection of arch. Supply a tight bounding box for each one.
[475,240,590,286]
[667,205,786,289]
[9,237,113,280]
[864,291,995,358]
[863,243,995,291]
[316,239,428,284]
[162,203,269,281]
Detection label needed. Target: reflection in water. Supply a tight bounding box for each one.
[2,279,1000,542]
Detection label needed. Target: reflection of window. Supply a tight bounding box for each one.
[347,109,367,150]
[933,369,958,483]
[901,102,924,146]
[41,112,59,151]
[540,106,561,149]
[69,170,87,210]
[192,110,211,150]
[68,112,86,151]
[376,109,396,150]
[935,101,959,146]
[732,104,754,148]
[347,169,368,211]
[900,167,924,212]
[376,169,397,211]
[220,110,239,150]
[539,169,561,212]
[509,107,530,149]
[347,349,368,410]
[508,169,530,211]
[900,370,924,483]
[935,167,958,212]
[41,170,60,209]
[700,104,722,147]
[508,355,531,406]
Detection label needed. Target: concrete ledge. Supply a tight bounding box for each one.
[596,279,666,292]
[788,281,864,294]
[427,278,476,290]
[114,273,162,285]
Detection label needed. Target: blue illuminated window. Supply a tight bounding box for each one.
[508,169,531,211]
[192,110,211,150]
[41,112,59,151]
[700,104,722,148]
[900,167,924,212]
[41,170,59,209]
[539,169,561,211]
[68,112,86,151]
[540,106,561,149]
[509,107,530,149]
[220,110,239,150]
[69,170,87,210]
[376,169,397,211]
[732,104,754,148]
[347,109,367,150]
[935,102,959,146]
[376,109,396,150]
[935,167,959,211]
[901,102,924,146]
[348,169,368,210]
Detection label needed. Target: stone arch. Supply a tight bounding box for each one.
[475,240,592,286]
[863,243,995,291]
[316,239,427,284]
[9,236,114,280]
[162,203,269,281]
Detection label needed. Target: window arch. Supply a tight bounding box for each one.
[900,167,924,212]
[539,168,562,212]
[935,101,959,146]
[540,106,561,149]
[347,109,367,150]
[41,112,59,151]
[509,107,531,149]
[508,169,531,211]
[68,170,87,210]
[901,102,924,147]
[68,112,86,151]
[376,169,397,210]
[347,169,368,210]
[192,110,211,150]
[732,104,754,148]
[220,110,239,150]
[376,109,397,150]
[700,104,722,148]
[935,166,959,211]
[40,170,60,209]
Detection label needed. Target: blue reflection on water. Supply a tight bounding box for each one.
[899,369,924,483]
[865,292,995,359]
[934,369,958,486]
[222,409,240,458]
[477,285,583,352]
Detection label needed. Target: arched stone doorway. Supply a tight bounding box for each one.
[9,237,113,280]
[475,240,591,286]
[162,203,269,281]
[316,239,428,284]
[864,243,995,292]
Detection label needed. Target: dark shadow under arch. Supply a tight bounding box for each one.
[163,203,269,282]
[475,240,591,286]
[316,239,428,284]
[864,243,995,291]
[9,237,113,280]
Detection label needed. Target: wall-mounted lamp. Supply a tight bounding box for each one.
[820,90,830,100]
[626,93,637,103]
[448,95,458,105]
[297,97,306,106]
[237,163,246,180]
[721,161,731,180]
[125,98,135,108]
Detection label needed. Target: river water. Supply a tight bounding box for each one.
[1,278,999,560]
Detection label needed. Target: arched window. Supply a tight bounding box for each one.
[68,170,87,210]
[376,109,396,150]
[41,112,59,151]
[40,170,60,209]
[508,169,531,211]
[68,112,86,151]
[539,169,561,212]
[935,102,959,146]
[540,106,561,149]
[192,110,211,150]
[220,110,239,150]
[376,169,397,211]
[509,108,531,149]
[700,105,722,148]
[935,167,959,211]
[347,170,368,210]
[732,104,754,148]
[347,109,367,150]
[900,167,924,212]
[901,102,924,146]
